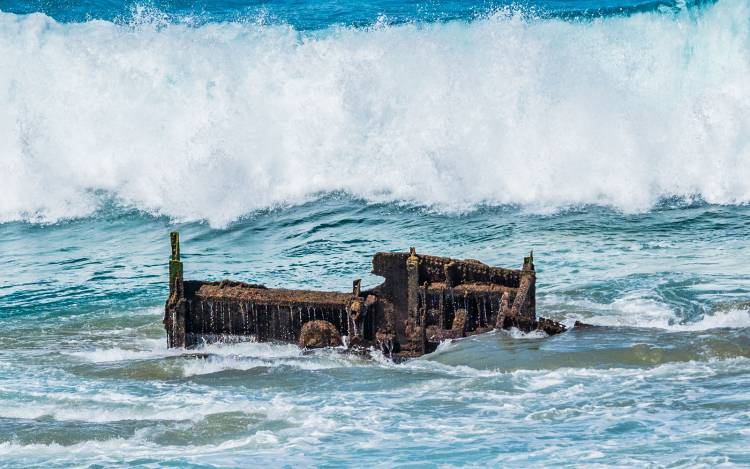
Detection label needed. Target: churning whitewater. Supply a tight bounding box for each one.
[1,0,749,226]
[1,0,750,467]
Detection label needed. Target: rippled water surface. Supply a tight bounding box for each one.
[1,0,750,466]
[2,200,750,467]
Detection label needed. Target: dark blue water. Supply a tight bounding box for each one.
[1,0,749,466]
[1,0,701,28]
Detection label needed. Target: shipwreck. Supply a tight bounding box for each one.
[165,232,566,359]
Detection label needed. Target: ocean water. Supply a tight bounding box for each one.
[1,0,750,467]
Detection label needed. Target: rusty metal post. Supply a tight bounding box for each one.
[444,261,457,288]
[406,248,419,323]
[166,232,186,348]
[348,279,364,346]
[169,232,183,299]
[511,251,536,319]
[523,250,536,317]
[406,247,425,354]
[496,291,511,329]
[523,250,534,272]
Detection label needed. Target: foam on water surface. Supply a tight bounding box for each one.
[551,293,750,331]
[1,1,750,467]
[0,0,749,226]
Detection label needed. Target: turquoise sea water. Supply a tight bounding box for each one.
[1,0,750,467]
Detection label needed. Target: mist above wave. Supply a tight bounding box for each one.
[1,0,748,227]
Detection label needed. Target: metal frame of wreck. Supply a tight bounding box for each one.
[165,232,565,359]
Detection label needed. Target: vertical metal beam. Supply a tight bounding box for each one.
[169,232,183,299]
[406,247,425,354]
[511,251,536,319]
[166,232,186,348]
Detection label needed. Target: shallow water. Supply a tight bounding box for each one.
[1,0,750,467]
[2,200,750,467]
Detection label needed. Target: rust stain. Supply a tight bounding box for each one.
[164,232,566,360]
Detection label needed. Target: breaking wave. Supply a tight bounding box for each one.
[1,0,749,226]
[557,294,750,330]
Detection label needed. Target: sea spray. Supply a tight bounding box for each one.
[1,0,749,226]
[2,2,750,466]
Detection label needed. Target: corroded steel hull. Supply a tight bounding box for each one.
[165,233,565,359]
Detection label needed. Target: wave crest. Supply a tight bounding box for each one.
[1,1,749,226]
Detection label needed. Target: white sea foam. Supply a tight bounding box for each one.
[1,355,747,468]
[67,338,179,362]
[180,340,365,375]
[559,293,750,331]
[179,352,342,376]
[0,383,314,423]
[195,340,312,358]
[504,327,549,339]
[64,334,359,373]
[0,434,286,463]
[1,1,749,226]
[677,307,750,330]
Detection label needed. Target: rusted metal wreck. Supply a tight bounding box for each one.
[165,232,566,359]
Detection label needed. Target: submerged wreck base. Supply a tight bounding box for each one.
[165,232,566,360]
